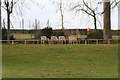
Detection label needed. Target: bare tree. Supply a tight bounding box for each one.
[119,2,120,30]
[72,0,100,31]
[2,0,17,40]
[50,0,66,30]
[0,0,1,40]
[0,0,1,77]
[103,0,120,39]
[0,0,1,28]
[0,0,1,29]
[2,0,39,40]
[72,0,119,39]
[103,0,112,39]
[60,0,64,31]
[34,19,40,39]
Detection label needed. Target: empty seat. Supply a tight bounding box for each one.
[58,36,66,44]
[41,36,47,44]
[51,36,58,41]
[50,36,58,44]
[68,36,77,44]
[58,36,66,41]
[69,36,77,41]
[41,36,47,40]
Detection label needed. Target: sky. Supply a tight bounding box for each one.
[1,0,119,30]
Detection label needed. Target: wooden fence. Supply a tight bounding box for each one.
[0,39,119,45]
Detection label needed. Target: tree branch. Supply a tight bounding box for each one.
[83,0,94,13]
[101,0,120,14]
[2,6,7,10]
[71,4,82,10]
[76,8,94,17]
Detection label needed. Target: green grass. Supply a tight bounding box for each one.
[13,33,120,40]
[112,36,120,39]
[13,33,34,40]
[2,44,118,78]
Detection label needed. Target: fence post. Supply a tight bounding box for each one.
[0,40,1,45]
[96,39,98,44]
[85,39,87,44]
[25,40,26,45]
[108,39,110,44]
[12,40,14,45]
[37,40,39,44]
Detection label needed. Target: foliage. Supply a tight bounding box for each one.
[87,31,103,39]
[2,28,15,40]
[10,35,15,40]
[2,28,7,40]
[41,27,53,39]
[53,30,65,36]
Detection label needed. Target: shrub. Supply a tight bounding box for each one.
[87,31,103,39]
[2,28,15,40]
[53,30,65,36]
[41,27,53,39]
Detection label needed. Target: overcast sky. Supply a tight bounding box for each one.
[1,0,119,30]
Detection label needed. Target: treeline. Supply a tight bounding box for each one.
[2,27,119,40]
[10,29,120,36]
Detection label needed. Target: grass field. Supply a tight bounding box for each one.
[2,44,118,78]
[13,33,120,40]
[13,33,34,40]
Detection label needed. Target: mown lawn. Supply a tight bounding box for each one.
[13,33,120,40]
[2,44,118,78]
[13,33,34,40]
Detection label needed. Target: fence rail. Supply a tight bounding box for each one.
[0,39,119,45]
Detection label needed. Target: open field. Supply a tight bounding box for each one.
[13,33,34,40]
[13,33,120,40]
[112,36,120,40]
[2,44,118,78]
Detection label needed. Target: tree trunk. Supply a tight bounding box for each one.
[61,14,64,31]
[7,12,11,40]
[119,2,120,31]
[93,14,97,31]
[0,0,1,40]
[0,0,1,30]
[103,1,112,39]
